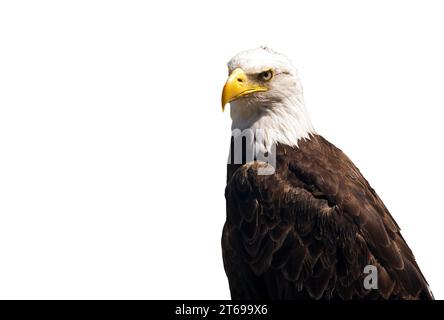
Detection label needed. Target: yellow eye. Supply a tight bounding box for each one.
[259,70,273,81]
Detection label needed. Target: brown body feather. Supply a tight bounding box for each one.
[222,134,432,300]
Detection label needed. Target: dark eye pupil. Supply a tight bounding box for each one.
[262,71,270,79]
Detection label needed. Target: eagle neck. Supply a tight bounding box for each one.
[230,95,315,154]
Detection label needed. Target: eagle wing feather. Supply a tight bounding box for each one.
[222,135,432,300]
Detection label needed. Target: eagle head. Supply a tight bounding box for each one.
[222,46,302,111]
[221,47,314,151]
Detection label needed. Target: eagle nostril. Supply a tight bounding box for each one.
[237,78,243,83]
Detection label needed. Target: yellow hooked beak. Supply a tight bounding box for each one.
[221,68,268,111]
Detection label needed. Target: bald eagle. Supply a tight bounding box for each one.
[221,47,433,300]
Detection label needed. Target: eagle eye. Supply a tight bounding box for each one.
[259,70,273,81]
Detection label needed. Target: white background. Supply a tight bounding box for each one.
[0,0,443,299]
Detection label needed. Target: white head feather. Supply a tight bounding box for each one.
[227,47,315,153]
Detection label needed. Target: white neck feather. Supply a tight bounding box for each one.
[230,94,315,153]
